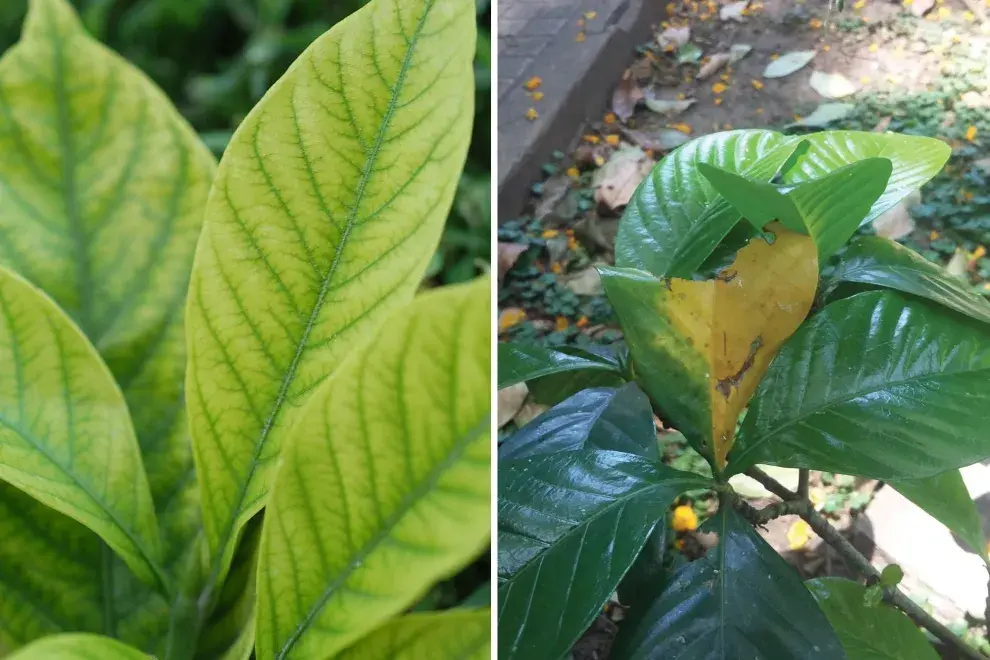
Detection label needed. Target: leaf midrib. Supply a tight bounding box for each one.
[207,0,439,598]
[274,411,490,659]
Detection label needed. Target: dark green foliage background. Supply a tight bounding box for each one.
[0,0,492,285]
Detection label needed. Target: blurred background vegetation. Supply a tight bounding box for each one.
[0,0,492,285]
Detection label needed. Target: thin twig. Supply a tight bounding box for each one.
[744,467,988,659]
[798,468,810,500]
[733,497,802,526]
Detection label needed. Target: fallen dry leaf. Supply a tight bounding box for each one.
[720,0,749,21]
[497,242,528,283]
[873,115,893,132]
[593,146,655,210]
[612,70,645,122]
[513,400,549,428]
[620,126,691,151]
[644,93,696,116]
[697,52,731,79]
[763,50,816,78]
[809,71,857,98]
[498,383,529,429]
[729,43,752,62]
[911,0,935,16]
[562,267,605,296]
[787,102,854,128]
[657,25,690,50]
[873,192,919,240]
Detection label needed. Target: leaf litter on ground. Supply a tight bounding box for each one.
[763,49,816,78]
[720,0,749,22]
[809,71,858,99]
[788,103,855,128]
[593,145,655,210]
[612,69,644,122]
[644,92,696,116]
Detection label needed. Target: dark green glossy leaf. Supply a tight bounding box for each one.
[782,131,950,228]
[498,383,659,461]
[729,291,990,479]
[527,369,626,406]
[699,158,892,260]
[807,578,939,660]
[617,522,668,612]
[823,236,990,325]
[890,471,988,563]
[498,343,623,389]
[497,450,711,660]
[614,130,799,278]
[612,508,844,660]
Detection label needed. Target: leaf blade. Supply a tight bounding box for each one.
[186,0,477,590]
[614,130,799,277]
[498,342,622,389]
[256,278,490,660]
[6,634,148,660]
[335,610,490,660]
[498,450,711,660]
[730,291,990,478]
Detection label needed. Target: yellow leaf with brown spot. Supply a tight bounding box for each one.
[600,224,818,470]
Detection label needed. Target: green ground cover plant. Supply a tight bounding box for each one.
[0,0,490,658]
[498,128,990,659]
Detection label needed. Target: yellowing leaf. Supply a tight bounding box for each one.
[336,611,490,660]
[0,0,216,601]
[257,278,491,659]
[0,267,165,591]
[7,634,148,660]
[601,224,818,469]
[186,0,476,593]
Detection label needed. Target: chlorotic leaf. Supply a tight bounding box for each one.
[822,236,990,325]
[335,611,490,660]
[498,450,712,660]
[499,383,659,461]
[601,224,818,469]
[612,509,846,659]
[807,578,939,659]
[782,131,950,228]
[257,278,490,660]
[0,266,165,591]
[890,471,989,563]
[6,634,148,660]
[186,0,476,592]
[615,130,800,277]
[731,291,990,478]
[0,0,217,643]
[498,342,622,389]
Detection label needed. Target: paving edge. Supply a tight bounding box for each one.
[497,0,664,221]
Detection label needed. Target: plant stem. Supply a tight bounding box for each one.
[745,467,988,659]
[798,468,810,499]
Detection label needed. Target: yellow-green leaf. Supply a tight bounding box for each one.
[600,224,818,470]
[0,0,216,623]
[7,633,148,660]
[186,0,476,592]
[0,266,166,590]
[336,610,490,660]
[256,278,491,660]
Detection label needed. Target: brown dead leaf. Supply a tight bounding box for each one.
[911,0,935,16]
[498,383,529,429]
[697,52,731,79]
[872,116,892,132]
[513,400,549,428]
[620,126,691,152]
[873,191,919,240]
[498,242,528,283]
[593,146,655,210]
[612,69,645,122]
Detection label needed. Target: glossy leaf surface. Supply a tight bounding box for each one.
[614,130,799,277]
[612,509,845,660]
[6,634,148,660]
[0,267,164,589]
[498,450,711,660]
[807,578,939,660]
[782,131,950,227]
[257,278,490,660]
[336,610,490,660]
[890,471,988,562]
[498,342,622,389]
[186,0,476,590]
[498,383,659,461]
[601,225,817,469]
[699,158,891,259]
[823,236,990,324]
[731,291,990,478]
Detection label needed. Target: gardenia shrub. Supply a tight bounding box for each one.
[0,0,490,658]
[498,129,990,659]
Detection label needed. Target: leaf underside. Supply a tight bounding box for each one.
[186,0,477,593]
[257,278,491,660]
